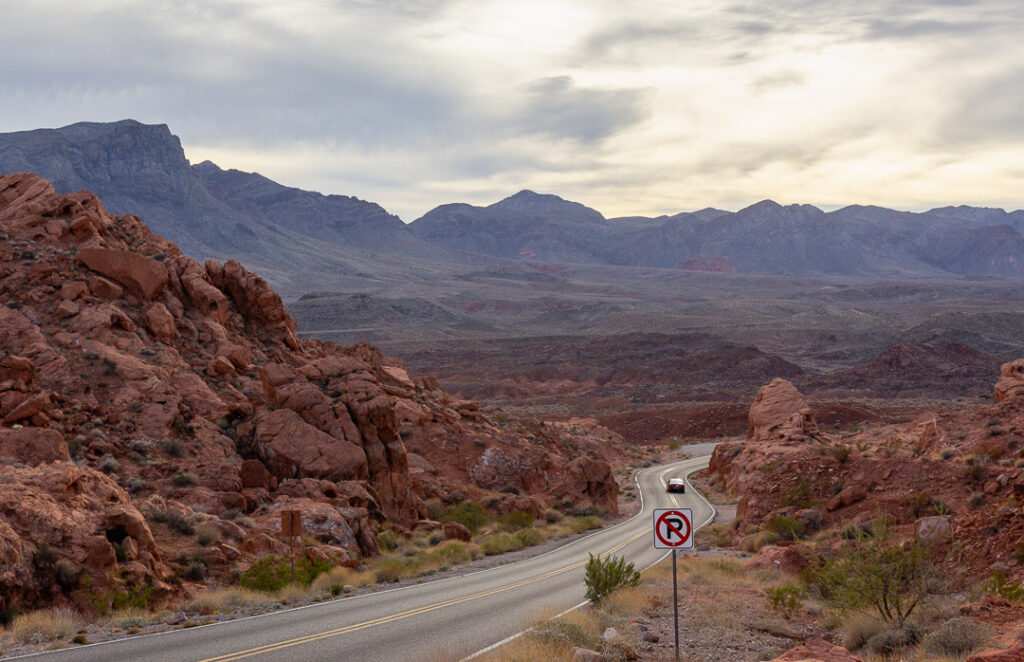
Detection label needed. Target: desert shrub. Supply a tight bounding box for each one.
[165,513,194,535]
[780,481,818,508]
[765,515,804,541]
[159,438,183,457]
[128,440,150,457]
[184,553,209,581]
[530,619,596,650]
[866,623,922,655]
[480,533,525,556]
[515,528,544,547]
[827,444,852,465]
[933,499,953,516]
[439,500,490,534]
[376,529,401,552]
[844,613,884,650]
[923,617,991,657]
[498,510,534,531]
[766,584,806,619]
[584,553,640,604]
[981,571,1024,602]
[125,476,148,493]
[195,523,222,546]
[54,559,79,592]
[940,448,955,460]
[572,516,604,533]
[373,557,406,583]
[239,555,333,593]
[968,492,986,508]
[33,542,59,571]
[9,608,81,644]
[909,490,933,518]
[187,587,268,613]
[962,462,986,482]
[668,440,682,450]
[220,508,242,521]
[814,524,942,626]
[544,508,563,524]
[99,454,120,474]
[171,471,199,487]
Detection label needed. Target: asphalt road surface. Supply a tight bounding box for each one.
[15,454,714,662]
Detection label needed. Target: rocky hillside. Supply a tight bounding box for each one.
[0,121,448,295]
[0,173,623,613]
[708,364,1024,581]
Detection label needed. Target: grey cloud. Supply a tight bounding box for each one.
[943,68,1024,143]
[864,17,1002,40]
[505,76,649,144]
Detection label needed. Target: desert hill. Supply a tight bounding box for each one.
[0,172,623,613]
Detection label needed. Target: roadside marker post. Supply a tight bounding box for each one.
[281,509,302,584]
[653,507,693,661]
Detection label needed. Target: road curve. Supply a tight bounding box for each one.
[13,455,714,662]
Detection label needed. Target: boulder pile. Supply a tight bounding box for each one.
[0,173,622,612]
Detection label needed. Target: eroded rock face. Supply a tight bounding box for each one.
[747,378,819,442]
[0,172,624,609]
[0,463,171,612]
[995,359,1024,402]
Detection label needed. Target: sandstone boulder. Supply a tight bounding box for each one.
[0,427,69,465]
[144,302,177,343]
[77,247,168,300]
[247,408,368,482]
[771,638,862,661]
[826,485,867,512]
[748,378,817,441]
[915,515,953,543]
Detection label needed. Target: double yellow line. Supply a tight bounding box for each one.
[198,530,646,662]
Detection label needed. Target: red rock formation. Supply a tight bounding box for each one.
[771,639,862,661]
[747,378,819,441]
[0,172,623,611]
[995,359,1024,402]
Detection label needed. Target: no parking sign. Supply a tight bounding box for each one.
[653,508,693,549]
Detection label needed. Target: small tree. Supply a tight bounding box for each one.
[584,553,640,604]
[814,523,943,626]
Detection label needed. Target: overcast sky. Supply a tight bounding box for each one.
[2,0,1023,220]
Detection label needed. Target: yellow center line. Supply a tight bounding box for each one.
[197,531,647,662]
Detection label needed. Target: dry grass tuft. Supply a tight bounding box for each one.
[8,608,81,644]
[276,584,310,604]
[186,587,270,613]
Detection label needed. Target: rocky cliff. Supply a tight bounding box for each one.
[0,173,621,612]
[708,367,1024,581]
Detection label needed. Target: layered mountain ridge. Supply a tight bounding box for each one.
[2,120,1024,288]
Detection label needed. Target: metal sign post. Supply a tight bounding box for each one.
[281,509,302,584]
[653,507,693,662]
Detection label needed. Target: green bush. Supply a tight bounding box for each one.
[583,553,640,604]
[171,471,199,487]
[814,524,942,626]
[766,584,806,619]
[515,528,544,547]
[439,501,490,534]
[498,510,534,531]
[765,515,804,541]
[480,533,525,556]
[981,571,1024,602]
[376,529,401,552]
[239,555,333,593]
[572,516,604,533]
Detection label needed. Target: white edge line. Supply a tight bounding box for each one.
[459,455,717,662]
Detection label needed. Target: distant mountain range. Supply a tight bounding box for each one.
[3,120,1024,289]
[0,120,447,293]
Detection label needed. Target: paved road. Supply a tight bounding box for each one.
[15,455,714,662]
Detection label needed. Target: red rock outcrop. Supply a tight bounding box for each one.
[747,378,819,441]
[771,639,862,661]
[995,359,1024,402]
[0,172,623,610]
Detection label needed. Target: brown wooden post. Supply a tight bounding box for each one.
[281,510,302,584]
